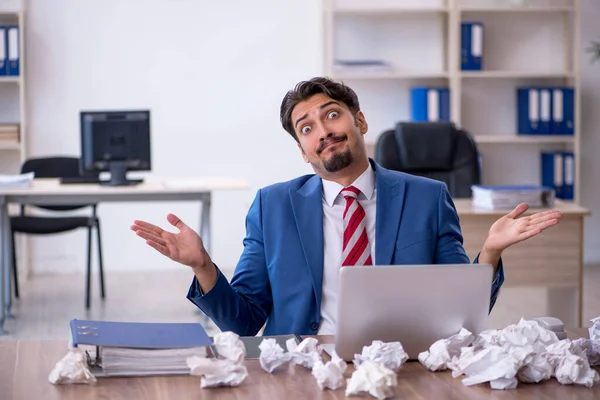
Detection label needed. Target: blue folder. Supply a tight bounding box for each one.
[562,151,575,200]
[541,151,564,199]
[461,22,483,70]
[0,25,7,76]
[517,87,551,135]
[410,87,450,122]
[70,319,213,349]
[6,25,18,76]
[551,87,575,135]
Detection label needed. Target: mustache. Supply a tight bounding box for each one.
[317,134,347,154]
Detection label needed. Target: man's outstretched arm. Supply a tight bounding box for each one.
[132,189,272,336]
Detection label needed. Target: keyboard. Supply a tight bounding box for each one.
[60,176,145,185]
[60,177,102,184]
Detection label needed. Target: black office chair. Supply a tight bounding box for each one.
[374,122,481,198]
[10,156,105,309]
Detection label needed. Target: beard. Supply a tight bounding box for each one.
[323,147,354,173]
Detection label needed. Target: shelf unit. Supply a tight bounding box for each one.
[0,10,26,174]
[323,0,581,204]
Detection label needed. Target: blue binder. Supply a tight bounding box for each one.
[0,26,6,76]
[518,87,551,135]
[562,151,575,200]
[541,152,563,199]
[7,25,18,76]
[410,87,450,122]
[551,87,575,135]
[461,22,483,70]
[70,319,213,349]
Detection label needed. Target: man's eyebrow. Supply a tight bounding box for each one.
[294,101,341,129]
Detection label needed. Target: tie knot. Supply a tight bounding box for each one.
[340,185,360,200]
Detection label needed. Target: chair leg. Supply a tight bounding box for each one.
[11,231,18,299]
[86,226,92,309]
[96,221,105,299]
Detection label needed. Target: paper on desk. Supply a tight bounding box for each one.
[353,340,408,372]
[345,360,397,400]
[0,172,34,188]
[442,318,600,389]
[311,349,347,390]
[48,348,97,385]
[418,327,475,371]
[589,316,600,339]
[187,356,248,388]
[213,331,246,364]
[186,331,248,388]
[286,337,322,369]
[259,338,291,373]
[572,338,600,366]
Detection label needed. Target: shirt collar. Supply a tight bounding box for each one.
[322,163,376,207]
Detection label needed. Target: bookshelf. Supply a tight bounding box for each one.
[323,0,581,204]
[0,10,26,175]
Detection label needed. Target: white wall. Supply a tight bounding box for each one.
[7,0,600,276]
[19,0,321,274]
[579,0,600,264]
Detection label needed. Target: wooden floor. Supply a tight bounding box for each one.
[1,265,599,340]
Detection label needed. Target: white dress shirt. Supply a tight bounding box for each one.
[318,164,377,335]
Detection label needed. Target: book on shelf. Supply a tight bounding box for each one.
[471,185,555,210]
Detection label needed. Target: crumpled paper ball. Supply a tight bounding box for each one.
[311,349,347,390]
[258,338,291,373]
[353,340,408,372]
[186,331,248,388]
[345,360,397,400]
[48,348,97,385]
[286,337,323,369]
[418,327,475,371]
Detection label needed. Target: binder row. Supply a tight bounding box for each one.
[517,87,574,135]
[461,22,483,70]
[541,151,574,200]
[410,87,451,122]
[0,25,19,76]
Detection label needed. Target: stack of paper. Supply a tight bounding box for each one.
[69,319,213,377]
[471,185,555,210]
[99,347,208,377]
[0,172,34,188]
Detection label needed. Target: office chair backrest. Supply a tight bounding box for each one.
[374,122,481,198]
[20,156,94,212]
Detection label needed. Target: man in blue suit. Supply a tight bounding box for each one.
[132,77,562,336]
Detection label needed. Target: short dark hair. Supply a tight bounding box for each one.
[280,77,360,142]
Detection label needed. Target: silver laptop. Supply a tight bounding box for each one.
[334,264,493,361]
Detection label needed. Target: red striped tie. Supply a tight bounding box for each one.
[341,186,372,266]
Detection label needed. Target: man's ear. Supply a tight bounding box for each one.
[298,142,309,163]
[355,111,368,135]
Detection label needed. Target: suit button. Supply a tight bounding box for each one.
[310,322,318,330]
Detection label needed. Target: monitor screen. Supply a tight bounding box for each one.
[80,110,151,186]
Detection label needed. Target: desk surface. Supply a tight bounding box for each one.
[1,330,597,400]
[0,177,251,196]
[453,198,591,216]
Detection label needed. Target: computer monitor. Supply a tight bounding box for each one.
[80,110,151,186]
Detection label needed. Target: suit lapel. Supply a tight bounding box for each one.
[375,162,406,265]
[290,175,324,307]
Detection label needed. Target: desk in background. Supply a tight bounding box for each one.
[0,329,597,400]
[0,178,250,334]
[454,199,591,328]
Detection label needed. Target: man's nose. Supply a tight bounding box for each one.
[319,132,334,142]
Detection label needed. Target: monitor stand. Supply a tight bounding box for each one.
[101,161,143,186]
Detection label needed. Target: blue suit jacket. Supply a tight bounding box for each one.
[187,160,504,336]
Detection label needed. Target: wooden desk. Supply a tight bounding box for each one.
[0,178,250,334]
[0,330,597,400]
[454,199,591,328]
